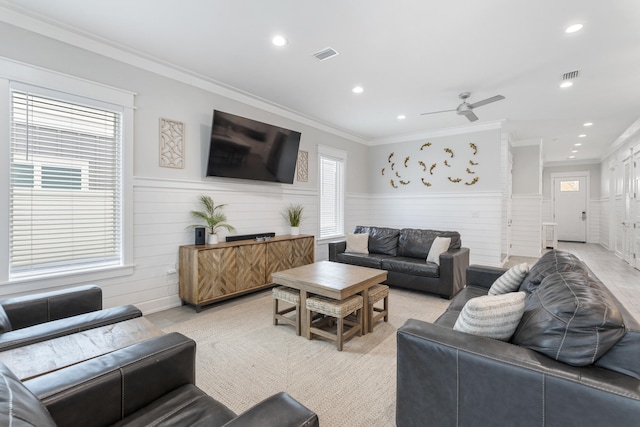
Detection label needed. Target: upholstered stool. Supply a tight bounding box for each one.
[272,286,301,336]
[306,294,363,351]
[367,284,389,333]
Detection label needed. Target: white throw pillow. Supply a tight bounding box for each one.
[345,233,369,254]
[426,237,451,265]
[453,292,526,341]
[488,263,530,295]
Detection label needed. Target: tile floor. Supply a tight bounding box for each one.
[147,242,640,327]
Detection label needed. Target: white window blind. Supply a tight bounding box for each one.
[9,87,123,278]
[319,147,345,239]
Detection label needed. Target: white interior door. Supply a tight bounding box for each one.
[633,151,640,270]
[622,158,633,263]
[553,175,587,242]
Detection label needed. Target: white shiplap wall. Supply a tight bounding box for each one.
[511,195,542,258]
[364,192,504,266]
[102,177,320,313]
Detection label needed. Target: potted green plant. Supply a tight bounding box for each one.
[282,204,304,235]
[188,195,235,244]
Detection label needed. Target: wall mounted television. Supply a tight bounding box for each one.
[206,110,302,184]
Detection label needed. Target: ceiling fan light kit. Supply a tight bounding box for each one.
[421,92,505,122]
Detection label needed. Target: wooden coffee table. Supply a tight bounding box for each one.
[271,261,388,339]
[0,317,164,381]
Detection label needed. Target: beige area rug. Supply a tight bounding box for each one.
[161,288,450,427]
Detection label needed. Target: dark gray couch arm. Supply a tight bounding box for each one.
[223,392,319,427]
[438,247,469,298]
[0,285,103,330]
[397,319,640,427]
[328,241,346,261]
[465,264,507,290]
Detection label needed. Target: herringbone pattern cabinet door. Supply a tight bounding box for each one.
[198,247,236,301]
[236,244,266,291]
[292,237,314,267]
[266,241,293,282]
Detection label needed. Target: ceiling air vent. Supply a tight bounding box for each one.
[313,47,339,61]
[562,70,580,80]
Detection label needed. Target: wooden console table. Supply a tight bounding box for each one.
[179,234,315,312]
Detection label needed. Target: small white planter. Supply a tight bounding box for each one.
[290,226,300,236]
[207,233,219,244]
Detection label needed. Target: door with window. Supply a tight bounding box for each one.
[553,174,588,242]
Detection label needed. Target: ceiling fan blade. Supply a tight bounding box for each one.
[468,95,505,109]
[420,109,456,116]
[464,111,479,122]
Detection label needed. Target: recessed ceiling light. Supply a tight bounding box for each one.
[560,81,573,88]
[565,24,584,34]
[583,122,593,127]
[352,86,364,94]
[568,155,576,159]
[574,143,582,146]
[397,115,406,120]
[571,150,578,153]
[578,134,587,138]
[272,35,288,46]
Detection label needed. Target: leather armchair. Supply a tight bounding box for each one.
[22,333,319,427]
[0,285,142,351]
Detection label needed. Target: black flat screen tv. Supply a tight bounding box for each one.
[206,110,301,184]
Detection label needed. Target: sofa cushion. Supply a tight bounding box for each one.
[488,263,530,295]
[354,226,400,256]
[0,362,56,427]
[426,237,450,265]
[453,292,526,341]
[519,250,588,293]
[447,285,489,312]
[381,257,439,278]
[111,384,236,427]
[345,233,369,254]
[512,271,626,366]
[398,229,461,259]
[335,253,392,269]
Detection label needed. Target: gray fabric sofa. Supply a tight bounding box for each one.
[0,285,142,351]
[328,226,469,298]
[3,332,319,427]
[396,250,640,427]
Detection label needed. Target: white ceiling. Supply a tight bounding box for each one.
[4,0,640,163]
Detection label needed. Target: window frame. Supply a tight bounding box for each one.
[318,145,347,241]
[0,58,134,290]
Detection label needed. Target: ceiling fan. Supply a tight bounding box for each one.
[420,92,505,122]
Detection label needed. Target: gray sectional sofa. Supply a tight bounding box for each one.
[328,226,469,299]
[397,250,640,427]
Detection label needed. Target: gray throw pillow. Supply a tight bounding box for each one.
[453,292,526,341]
[488,263,530,295]
[0,305,11,333]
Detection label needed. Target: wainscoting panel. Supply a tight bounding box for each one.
[365,192,504,266]
[101,177,319,313]
[511,196,542,258]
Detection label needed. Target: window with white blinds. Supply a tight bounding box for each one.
[318,146,346,239]
[9,88,123,278]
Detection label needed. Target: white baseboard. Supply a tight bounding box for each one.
[136,295,183,315]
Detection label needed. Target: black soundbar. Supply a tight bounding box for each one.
[226,232,276,242]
